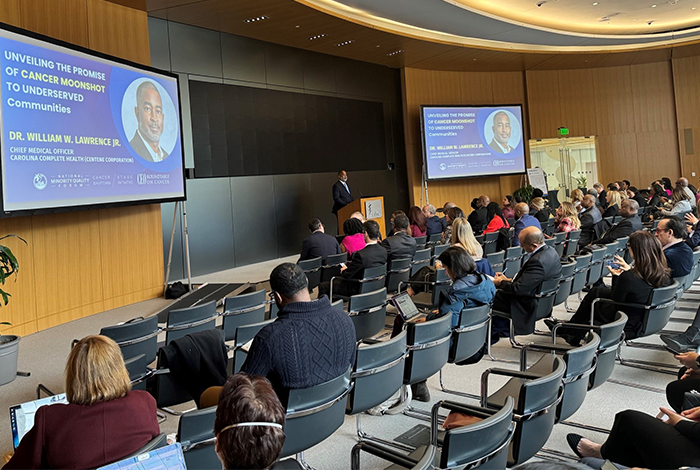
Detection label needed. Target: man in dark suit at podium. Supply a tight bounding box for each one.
[332,170,354,215]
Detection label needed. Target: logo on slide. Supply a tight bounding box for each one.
[439,163,446,171]
[33,173,47,190]
[137,174,147,185]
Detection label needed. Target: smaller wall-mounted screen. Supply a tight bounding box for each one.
[0,23,185,214]
[421,105,526,180]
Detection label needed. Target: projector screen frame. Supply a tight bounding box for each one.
[420,103,527,182]
[0,20,187,218]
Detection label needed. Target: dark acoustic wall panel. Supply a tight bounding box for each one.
[161,201,185,281]
[221,34,267,84]
[273,174,314,258]
[185,178,235,276]
[230,176,278,266]
[190,81,387,177]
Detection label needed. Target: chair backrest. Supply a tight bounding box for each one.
[322,252,348,283]
[100,315,160,364]
[414,235,427,248]
[411,248,432,275]
[124,353,148,390]
[570,253,592,295]
[691,248,700,282]
[359,264,387,294]
[427,233,443,245]
[346,331,407,414]
[557,332,600,422]
[535,278,560,321]
[449,304,490,363]
[603,216,614,225]
[504,246,523,277]
[231,319,274,374]
[404,314,451,385]
[441,397,515,469]
[603,241,619,261]
[177,406,218,470]
[483,232,499,255]
[428,269,452,309]
[564,230,581,257]
[475,233,485,245]
[553,262,576,307]
[553,231,567,257]
[385,258,412,293]
[590,311,628,390]
[586,247,607,285]
[486,250,505,273]
[639,281,680,337]
[347,288,388,341]
[222,290,267,341]
[298,256,323,291]
[166,301,218,345]
[508,356,566,466]
[543,238,555,248]
[431,243,448,264]
[542,218,554,236]
[280,369,353,458]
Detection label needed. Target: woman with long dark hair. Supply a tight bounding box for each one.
[502,195,515,219]
[483,202,509,234]
[407,206,427,237]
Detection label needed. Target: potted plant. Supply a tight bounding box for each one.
[575,176,587,192]
[0,234,25,386]
[513,184,535,204]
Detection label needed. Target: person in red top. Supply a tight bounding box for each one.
[408,206,427,238]
[483,201,510,233]
[5,335,160,470]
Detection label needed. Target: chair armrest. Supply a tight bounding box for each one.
[520,342,574,371]
[480,367,542,407]
[351,441,421,470]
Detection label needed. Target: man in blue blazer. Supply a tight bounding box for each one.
[331,170,354,215]
[657,216,694,278]
[511,203,541,247]
[299,219,341,262]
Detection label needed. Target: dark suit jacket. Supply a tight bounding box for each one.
[648,195,662,208]
[342,243,387,280]
[532,210,549,224]
[591,215,643,245]
[129,131,168,162]
[512,214,542,247]
[633,194,647,208]
[299,231,341,262]
[599,190,608,209]
[380,231,417,262]
[332,180,354,214]
[602,204,619,219]
[468,207,488,233]
[489,139,511,154]
[426,216,444,237]
[664,241,695,278]
[498,244,562,335]
[579,206,603,246]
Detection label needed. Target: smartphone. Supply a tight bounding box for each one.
[664,344,684,356]
[601,460,621,470]
[340,263,347,268]
[605,260,620,270]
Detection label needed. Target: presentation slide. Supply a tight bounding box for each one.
[421,105,525,180]
[0,25,185,213]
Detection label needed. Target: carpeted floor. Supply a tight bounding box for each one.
[0,255,694,469]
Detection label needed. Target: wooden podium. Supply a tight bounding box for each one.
[337,196,386,238]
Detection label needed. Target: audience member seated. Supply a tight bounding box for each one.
[483,201,510,234]
[657,216,695,279]
[593,183,606,209]
[407,206,427,238]
[530,197,549,224]
[553,201,581,234]
[422,204,444,237]
[299,218,341,262]
[491,226,562,341]
[648,182,666,208]
[587,188,600,207]
[659,186,693,217]
[571,188,584,212]
[687,213,700,249]
[502,195,515,219]
[387,210,405,237]
[381,214,417,261]
[532,188,544,199]
[467,195,489,234]
[511,202,542,247]
[318,220,387,300]
[555,231,672,345]
[602,190,621,218]
[5,335,160,470]
[627,186,647,208]
[214,373,285,470]
[590,199,642,245]
[340,217,366,256]
[451,217,494,276]
[579,194,603,247]
[350,211,366,222]
[441,206,465,245]
[247,263,356,403]
[679,177,698,209]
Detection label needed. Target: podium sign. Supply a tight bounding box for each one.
[365,199,383,219]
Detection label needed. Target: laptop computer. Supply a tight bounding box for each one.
[9,393,68,450]
[98,443,186,470]
[391,291,422,321]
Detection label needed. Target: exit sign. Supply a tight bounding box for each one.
[558,127,569,136]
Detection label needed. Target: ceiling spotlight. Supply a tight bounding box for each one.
[648,20,655,24]
[651,4,657,7]
[600,16,610,21]
[693,6,698,9]
[336,40,355,47]
[295,25,300,28]
[243,15,269,23]
[387,50,404,56]
[308,33,328,40]
[668,0,679,4]
[592,1,599,4]
[536,1,546,6]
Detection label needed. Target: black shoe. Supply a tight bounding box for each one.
[661,327,700,352]
[411,381,431,402]
[544,318,560,331]
[566,433,584,459]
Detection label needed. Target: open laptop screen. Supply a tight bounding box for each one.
[391,291,421,321]
[98,443,186,470]
[9,393,68,450]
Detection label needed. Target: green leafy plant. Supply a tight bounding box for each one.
[0,234,25,329]
[513,185,534,204]
[575,176,587,189]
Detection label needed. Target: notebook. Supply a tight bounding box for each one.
[9,393,68,450]
[98,443,187,470]
[391,291,421,321]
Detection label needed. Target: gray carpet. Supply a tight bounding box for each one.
[0,258,693,469]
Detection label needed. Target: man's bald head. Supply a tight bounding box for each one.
[620,199,639,218]
[679,177,689,188]
[582,194,596,208]
[519,226,545,252]
[478,195,490,207]
[443,202,457,210]
[514,202,529,218]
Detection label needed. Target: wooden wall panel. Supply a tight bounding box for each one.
[0,217,36,335]
[673,56,700,180]
[636,130,680,185]
[592,66,635,136]
[557,69,598,138]
[0,0,22,27]
[631,62,676,134]
[459,73,494,104]
[596,134,640,187]
[20,0,89,46]
[87,0,150,65]
[525,70,562,140]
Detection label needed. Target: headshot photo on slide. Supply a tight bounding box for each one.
[121,78,178,163]
[483,109,521,155]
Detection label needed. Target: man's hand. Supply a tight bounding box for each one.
[686,213,699,226]
[682,406,700,421]
[493,272,511,287]
[675,352,700,370]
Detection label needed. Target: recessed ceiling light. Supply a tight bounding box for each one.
[648,20,655,24]
[243,15,269,23]
[308,33,328,40]
[592,2,599,5]
[336,40,355,47]
[693,6,698,9]
[295,25,300,28]
[376,45,381,48]
[387,50,403,56]
[651,4,657,7]
[473,58,477,61]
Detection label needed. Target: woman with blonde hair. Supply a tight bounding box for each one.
[554,201,581,233]
[5,335,160,469]
[603,190,622,218]
[450,217,493,275]
[571,188,584,212]
[530,197,549,224]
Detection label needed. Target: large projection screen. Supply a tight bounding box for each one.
[0,24,185,214]
[421,105,526,180]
